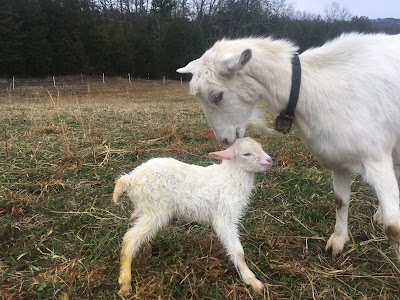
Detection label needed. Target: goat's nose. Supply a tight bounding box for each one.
[221,137,235,145]
[266,156,272,164]
[235,127,241,138]
[235,125,246,139]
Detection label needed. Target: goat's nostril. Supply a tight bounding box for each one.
[267,157,273,163]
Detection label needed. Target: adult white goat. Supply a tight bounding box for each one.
[177,33,400,260]
[113,137,273,296]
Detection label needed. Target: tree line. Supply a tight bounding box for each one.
[0,0,392,79]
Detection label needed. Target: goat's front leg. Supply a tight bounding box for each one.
[325,169,351,258]
[213,222,264,294]
[362,157,400,260]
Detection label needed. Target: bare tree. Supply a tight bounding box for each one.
[267,0,294,18]
[294,10,321,20]
[323,1,352,22]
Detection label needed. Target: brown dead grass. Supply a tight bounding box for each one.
[1,76,400,299]
[0,76,189,103]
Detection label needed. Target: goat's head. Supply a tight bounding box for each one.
[177,40,270,145]
[209,137,272,172]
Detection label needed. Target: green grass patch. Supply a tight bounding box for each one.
[1,84,399,299]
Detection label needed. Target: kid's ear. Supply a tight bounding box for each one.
[209,148,234,160]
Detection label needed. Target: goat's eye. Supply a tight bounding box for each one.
[211,92,223,104]
[242,153,253,157]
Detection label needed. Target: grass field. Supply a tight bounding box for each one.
[1,76,399,299]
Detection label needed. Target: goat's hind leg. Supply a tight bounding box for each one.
[325,169,351,259]
[362,157,400,260]
[373,153,400,225]
[213,222,264,294]
[118,214,168,296]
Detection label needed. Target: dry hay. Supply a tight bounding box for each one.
[1,78,399,299]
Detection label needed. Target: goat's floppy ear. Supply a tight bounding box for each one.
[177,58,201,74]
[209,148,234,160]
[225,49,252,73]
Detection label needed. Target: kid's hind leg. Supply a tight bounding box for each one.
[130,209,142,222]
[118,214,169,296]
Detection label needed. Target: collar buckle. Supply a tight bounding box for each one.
[275,112,293,134]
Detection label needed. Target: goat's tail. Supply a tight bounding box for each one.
[113,174,130,204]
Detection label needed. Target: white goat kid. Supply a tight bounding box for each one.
[113,137,273,296]
[177,33,400,260]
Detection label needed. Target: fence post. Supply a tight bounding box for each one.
[53,76,56,88]
[128,73,131,83]
[102,73,105,83]
[12,76,15,89]
[163,76,165,85]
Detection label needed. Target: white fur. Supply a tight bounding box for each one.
[177,33,400,260]
[113,137,272,296]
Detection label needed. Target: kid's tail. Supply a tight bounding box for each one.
[113,174,130,204]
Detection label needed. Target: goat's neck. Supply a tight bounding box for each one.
[246,41,295,114]
[246,41,317,138]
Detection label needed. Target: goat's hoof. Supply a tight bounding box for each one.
[384,222,400,261]
[250,279,264,294]
[325,233,349,259]
[118,285,132,298]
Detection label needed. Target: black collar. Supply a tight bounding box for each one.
[275,53,302,134]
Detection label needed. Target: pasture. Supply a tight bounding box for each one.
[1,77,399,299]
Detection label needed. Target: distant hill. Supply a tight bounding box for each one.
[371,18,400,34]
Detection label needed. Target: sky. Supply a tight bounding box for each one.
[291,0,400,19]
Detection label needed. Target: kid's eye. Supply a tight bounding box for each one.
[242,153,252,157]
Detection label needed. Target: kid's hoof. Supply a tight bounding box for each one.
[251,279,265,294]
[118,285,132,298]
